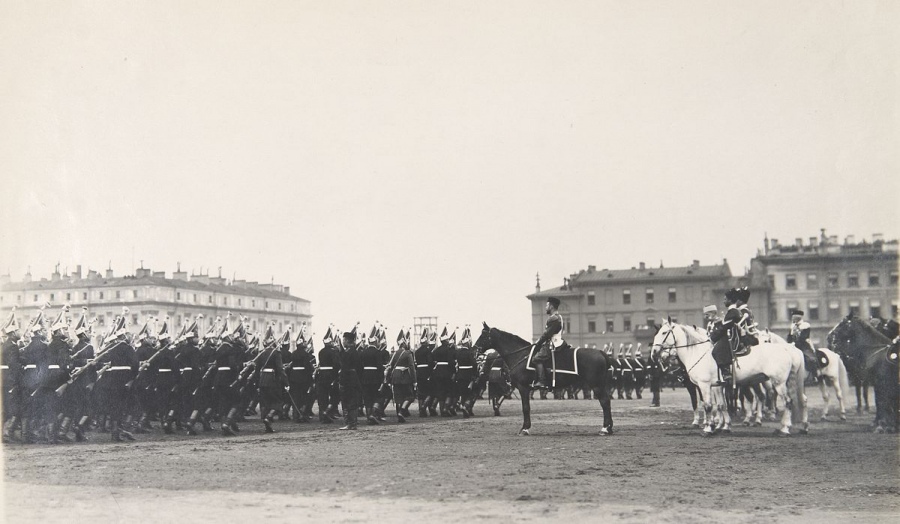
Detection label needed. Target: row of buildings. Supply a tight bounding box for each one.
[0,264,312,336]
[528,230,898,348]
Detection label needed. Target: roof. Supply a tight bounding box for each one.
[527,286,581,300]
[1,275,309,302]
[569,262,731,285]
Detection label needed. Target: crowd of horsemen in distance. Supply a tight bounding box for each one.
[2,297,896,445]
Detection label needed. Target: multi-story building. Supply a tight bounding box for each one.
[527,260,734,348]
[754,230,898,346]
[0,264,312,336]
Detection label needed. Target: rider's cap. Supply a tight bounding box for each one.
[702,305,717,314]
[790,309,804,317]
[547,297,560,308]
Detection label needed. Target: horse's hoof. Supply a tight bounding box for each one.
[799,428,809,435]
[691,423,700,429]
[874,426,885,434]
[519,429,530,436]
[701,430,713,438]
[598,427,610,436]
[742,421,751,427]
[753,421,762,427]
[774,430,791,437]
[839,415,847,422]
[820,416,828,421]
[722,428,732,434]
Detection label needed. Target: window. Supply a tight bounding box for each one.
[893,301,898,318]
[66,293,71,300]
[238,298,242,306]
[645,288,654,304]
[670,316,678,323]
[98,292,104,300]
[668,287,677,303]
[82,292,87,300]
[33,294,38,302]
[847,272,859,288]
[265,301,269,309]
[827,273,839,288]
[828,300,840,318]
[50,293,55,301]
[623,317,632,332]
[562,317,570,333]
[891,271,898,286]
[848,300,860,317]
[587,292,595,306]
[622,290,631,305]
[646,317,656,328]
[870,304,881,319]
[787,302,798,320]
[223,297,228,305]
[192,294,197,303]
[278,303,282,310]
[785,274,797,290]
[808,301,820,321]
[767,276,775,289]
[132,314,138,325]
[868,272,880,287]
[588,320,596,333]
[133,290,139,298]
[252,300,256,308]
[115,291,121,299]
[17,295,21,303]
[685,286,695,301]
[806,273,818,290]
[176,292,181,300]
[606,319,614,333]
[252,320,257,330]
[208,296,213,304]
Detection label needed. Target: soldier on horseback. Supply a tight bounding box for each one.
[788,309,817,370]
[710,289,741,386]
[532,297,564,390]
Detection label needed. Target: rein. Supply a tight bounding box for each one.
[653,327,712,376]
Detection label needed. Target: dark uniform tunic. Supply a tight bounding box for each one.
[711,305,740,369]
[175,340,203,421]
[286,348,315,421]
[213,338,244,421]
[92,339,138,420]
[387,347,416,405]
[21,336,48,420]
[359,343,385,417]
[252,345,288,420]
[60,337,95,423]
[788,320,817,370]
[431,341,456,406]
[414,343,434,404]
[535,313,563,360]
[1,336,23,421]
[454,345,477,404]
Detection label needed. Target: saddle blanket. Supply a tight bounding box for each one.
[526,345,579,376]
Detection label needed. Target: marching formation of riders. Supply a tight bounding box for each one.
[0,304,512,444]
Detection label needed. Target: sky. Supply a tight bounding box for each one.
[1,1,897,339]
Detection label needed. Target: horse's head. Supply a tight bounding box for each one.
[650,320,681,368]
[828,315,892,357]
[473,322,494,354]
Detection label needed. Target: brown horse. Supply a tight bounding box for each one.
[473,323,613,435]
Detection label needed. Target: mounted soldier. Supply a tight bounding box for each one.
[788,309,818,372]
[532,297,564,390]
[736,287,760,348]
[710,288,741,386]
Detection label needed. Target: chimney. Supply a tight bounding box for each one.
[692,260,700,268]
[87,269,99,279]
[809,237,817,247]
[74,265,82,280]
[173,262,188,282]
[829,235,838,244]
[873,233,884,243]
[588,265,596,273]
[192,273,210,285]
[23,267,32,283]
[795,238,803,247]
[152,271,166,278]
[639,262,646,270]
[0,272,10,286]
[771,238,778,248]
[845,235,855,245]
[283,286,290,295]
[535,272,541,293]
[135,267,151,278]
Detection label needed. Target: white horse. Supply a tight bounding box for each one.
[761,329,850,421]
[652,320,809,437]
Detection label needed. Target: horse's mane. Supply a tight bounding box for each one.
[491,327,531,349]
[674,322,708,344]
[849,317,892,343]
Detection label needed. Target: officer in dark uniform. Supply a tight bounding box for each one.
[386,329,416,423]
[431,327,457,416]
[286,327,316,423]
[414,328,435,417]
[1,308,23,442]
[176,317,206,435]
[214,318,245,436]
[151,318,183,434]
[710,288,741,386]
[131,319,158,433]
[454,327,478,418]
[245,323,288,433]
[316,326,341,423]
[20,308,50,443]
[360,325,385,425]
[59,311,96,442]
[736,287,759,348]
[533,297,563,390]
[788,309,817,370]
[91,313,139,442]
[338,326,363,430]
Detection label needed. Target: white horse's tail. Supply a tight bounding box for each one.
[837,355,851,399]
[790,355,807,424]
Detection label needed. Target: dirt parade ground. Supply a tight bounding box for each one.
[3,389,898,523]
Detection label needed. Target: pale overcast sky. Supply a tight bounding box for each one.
[1,1,897,338]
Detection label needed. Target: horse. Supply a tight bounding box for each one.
[760,328,850,420]
[651,320,808,437]
[827,316,899,433]
[473,323,613,436]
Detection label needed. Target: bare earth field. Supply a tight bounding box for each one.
[3,390,898,523]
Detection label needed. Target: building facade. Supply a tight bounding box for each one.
[527,260,735,348]
[754,231,899,346]
[0,264,312,336]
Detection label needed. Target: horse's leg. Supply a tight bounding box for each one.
[753,384,765,426]
[518,386,532,436]
[774,381,791,436]
[741,387,754,426]
[863,383,870,413]
[700,384,715,436]
[595,385,613,435]
[855,384,863,414]
[688,384,701,428]
[834,371,847,421]
[819,379,831,420]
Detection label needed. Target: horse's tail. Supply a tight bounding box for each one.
[837,355,851,399]
[790,352,807,424]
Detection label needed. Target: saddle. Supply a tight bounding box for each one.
[733,343,753,358]
[526,343,579,376]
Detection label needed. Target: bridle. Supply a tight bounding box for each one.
[652,325,712,375]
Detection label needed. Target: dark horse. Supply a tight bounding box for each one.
[474,323,613,435]
[828,316,899,433]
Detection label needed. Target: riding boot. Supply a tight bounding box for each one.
[185,410,199,436]
[533,362,549,390]
[56,417,73,442]
[397,405,406,423]
[373,403,386,422]
[401,400,412,417]
[263,409,276,433]
[133,414,149,434]
[493,399,501,416]
[118,420,135,441]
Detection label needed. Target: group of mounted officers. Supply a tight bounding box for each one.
[1,304,513,444]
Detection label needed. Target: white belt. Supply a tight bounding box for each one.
[435,362,449,365]
[109,366,131,371]
[48,365,61,369]
[0,365,8,370]
[395,366,408,370]
[458,365,473,369]
[24,364,36,370]
[159,369,172,373]
[181,367,193,372]
[417,364,429,368]
[319,366,333,370]
[262,369,274,373]
[218,367,231,371]
[292,367,305,370]
[364,366,378,370]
